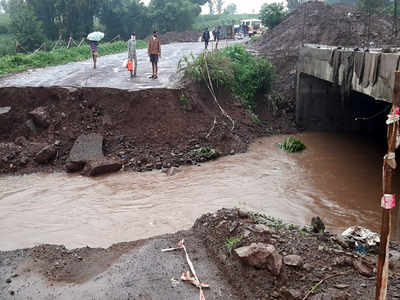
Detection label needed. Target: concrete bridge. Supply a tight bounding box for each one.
[296,44,399,132]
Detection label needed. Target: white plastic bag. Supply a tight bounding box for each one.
[122,59,128,68]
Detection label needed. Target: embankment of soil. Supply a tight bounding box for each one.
[1,209,400,299]
[0,84,267,175]
[251,2,398,128]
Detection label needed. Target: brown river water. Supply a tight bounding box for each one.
[1,132,399,251]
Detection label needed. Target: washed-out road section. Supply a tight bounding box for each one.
[0,40,232,91]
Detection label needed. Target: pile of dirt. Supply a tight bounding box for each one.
[2,209,400,299]
[0,84,264,175]
[251,2,398,128]
[156,31,201,44]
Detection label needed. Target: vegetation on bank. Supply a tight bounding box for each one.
[279,137,306,153]
[0,40,146,75]
[180,44,274,111]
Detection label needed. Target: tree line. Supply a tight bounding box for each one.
[0,0,207,50]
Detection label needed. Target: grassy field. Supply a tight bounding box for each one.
[0,40,147,75]
[192,14,258,31]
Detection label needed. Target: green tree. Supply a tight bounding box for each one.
[149,0,202,33]
[260,2,286,29]
[357,0,385,12]
[207,0,214,15]
[8,0,45,50]
[26,0,59,40]
[99,0,150,39]
[224,3,237,15]
[215,0,224,14]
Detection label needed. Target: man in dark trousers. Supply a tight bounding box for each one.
[148,31,161,79]
[202,28,210,50]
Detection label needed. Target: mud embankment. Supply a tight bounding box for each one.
[0,85,266,175]
[2,209,400,299]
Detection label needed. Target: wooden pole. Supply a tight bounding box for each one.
[375,71,400,300]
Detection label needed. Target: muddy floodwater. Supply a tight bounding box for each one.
[1,132,399,251]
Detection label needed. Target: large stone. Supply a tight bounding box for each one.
[283,255,303,267]
[267,251,283,276]
[353,259,373,277]
[35,144,56,164]
[29,106,50,128]
[67,133,104,172]
[234,243,276,269]
[81,158,122,177]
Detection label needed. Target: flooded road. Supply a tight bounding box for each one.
[1,132,398,251]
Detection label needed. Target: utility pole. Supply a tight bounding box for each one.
[375,71,400,300]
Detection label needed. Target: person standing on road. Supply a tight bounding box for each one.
[89,40,98,69]
[128,33,137,78]
[148,31,161,79]
[202,28,210,50]
[213,27,220,50]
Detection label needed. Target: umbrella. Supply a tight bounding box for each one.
[87,32,104,42]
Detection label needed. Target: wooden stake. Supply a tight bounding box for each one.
[375,71,400,300]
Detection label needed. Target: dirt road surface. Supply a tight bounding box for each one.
[0,41,231,91]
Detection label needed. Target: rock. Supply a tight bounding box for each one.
[0,106,11,115]
[334,284,350,289]
[25,119,38,135]
[237,208,249,218]
[250,224,270,233]
[67,133,104,172]
[35,144,56,164]
[353,259,373,277]
[283,254,303,267]
[281,288,302,299]
[81,158,122,176]
[66,161,86,172]
[334,234,349,249]
[234,243,276,269]
[5,278,11,284]
[267,251,283,276]
[311,216,325,233]
[303,263,313,271]
[166,167,181,176]
[29,106,50,128]
[15,136,28,146]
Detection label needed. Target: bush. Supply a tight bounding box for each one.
[280,137,306,153]
[180,45,274,111]
[0,40,146,75]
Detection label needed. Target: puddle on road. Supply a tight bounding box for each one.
[1,132,398,251]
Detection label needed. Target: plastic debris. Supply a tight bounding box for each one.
[342,226,380,246]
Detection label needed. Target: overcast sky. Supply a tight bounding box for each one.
[141,0,285,14]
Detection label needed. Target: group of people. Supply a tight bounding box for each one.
[89,31,162,79]
[202,27,221,50]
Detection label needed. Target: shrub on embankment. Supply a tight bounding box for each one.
[180,44,274,111]
[0,40,146,75]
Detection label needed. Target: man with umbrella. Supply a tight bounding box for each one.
[87,32,104,69]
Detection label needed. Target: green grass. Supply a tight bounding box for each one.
[226,237,242,255]
[180,44,274,111]
[279,137,306,153]
[0,40,146,75]
[192,13,257,31]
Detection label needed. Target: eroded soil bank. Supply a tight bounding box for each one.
[1,209,400,299]
[0,84,295,175]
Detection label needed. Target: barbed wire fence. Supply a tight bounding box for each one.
[15,34,122,56]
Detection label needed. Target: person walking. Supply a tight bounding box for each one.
[128,33,137,78]
[89,40,98,69]
[148,31,161,79]
[202,28,210,50]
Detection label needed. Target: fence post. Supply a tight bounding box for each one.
[375,71,400,300]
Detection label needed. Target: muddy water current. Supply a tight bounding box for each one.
[1,132,399,251]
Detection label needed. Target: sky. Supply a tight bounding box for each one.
[141,0,285,14]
